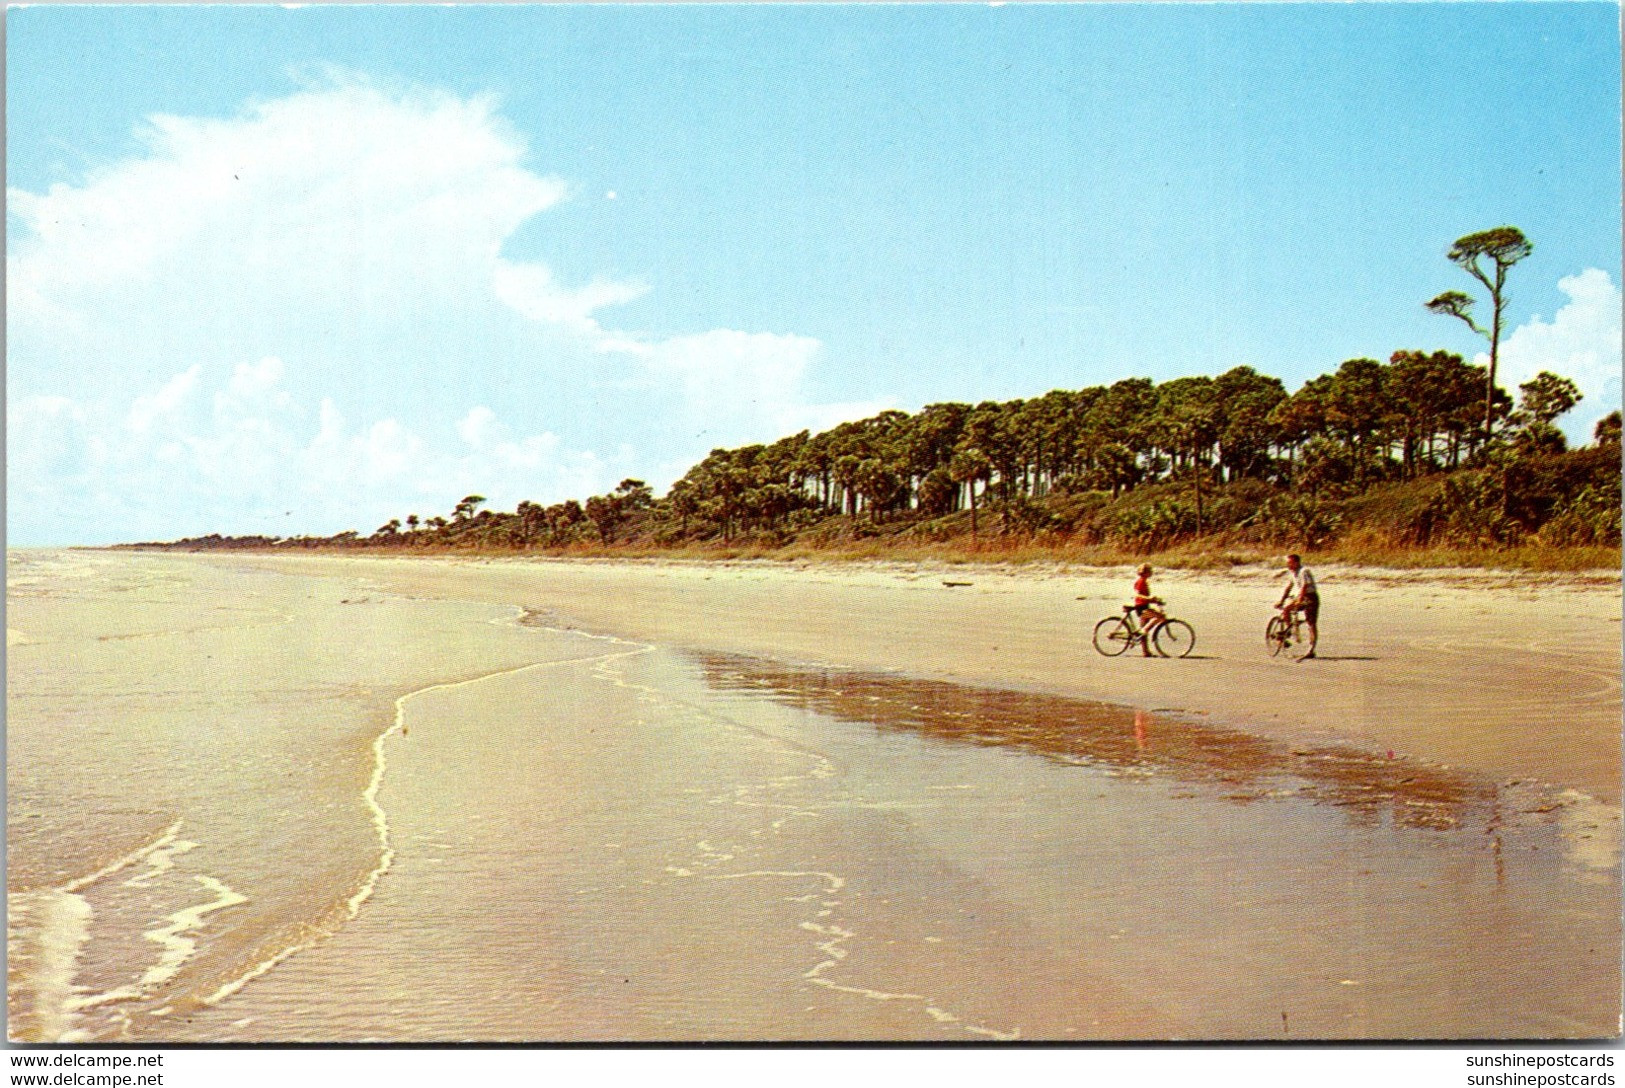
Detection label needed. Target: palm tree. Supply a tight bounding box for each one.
[948,447,992,539]
[854,458,901,524]
[515,501,544,547]
[833,455,862,517]
[584,495,622,544]
[917,466,958,516]
[1154,377,1221,531]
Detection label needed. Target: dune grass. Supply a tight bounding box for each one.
[310,533,1619,575]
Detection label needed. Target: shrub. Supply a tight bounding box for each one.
[1104,499,1198,551]
[1418,471,1520,546]
[998,493,1059,535]
[1204,478,1278,534]
[1538,484,1623,546]
[1049,473,1089,495]
[1243,494,1343,548]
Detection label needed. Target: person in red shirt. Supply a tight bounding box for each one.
[1132,563,1166,657]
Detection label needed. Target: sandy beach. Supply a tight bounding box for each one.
[250,552,1623,803]
[7,550,1620,1042]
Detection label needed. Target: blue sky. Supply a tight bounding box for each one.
[8,3,1621,546]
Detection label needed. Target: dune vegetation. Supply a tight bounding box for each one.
[130,228,1620,572]
[131,356,1621,572]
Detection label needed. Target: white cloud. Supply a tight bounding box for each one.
[9,79,567,312]
[621,330,897,448]
[441,405,617,504]
[491,259,649,339]
[456,406,506,449]
[6,360,626,545]
[7,74,856,544]
[127,365,202,435]
[303,399,422,489]
[6,74,577,417]
[489,250,845,449]
[8,396,95,486]
[641,329,819,415]
[777,397,902,438]
[225,356,289,401]
[1482,268,1622,442]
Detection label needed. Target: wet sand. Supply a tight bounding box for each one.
[7,551,1620,1041]
[242,553,1623,804]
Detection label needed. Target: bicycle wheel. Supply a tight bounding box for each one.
[1265,615,1290,656]
[1093,616,1133,656]
[1154,618,1196,658]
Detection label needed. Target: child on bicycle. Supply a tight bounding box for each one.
[1132,564,1166,657]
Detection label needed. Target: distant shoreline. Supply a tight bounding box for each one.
[165,547,1623,805]
[92,539,1624,577]
[11,548,1618,1041]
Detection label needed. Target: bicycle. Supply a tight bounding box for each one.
[1265,607,1307,657]
[1092,604,1196,658]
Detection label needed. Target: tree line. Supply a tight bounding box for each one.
[146,354,1618,557]
[133,226,1622,557]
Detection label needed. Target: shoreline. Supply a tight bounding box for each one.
[187,549,1622,807]
[9,550,1618,1040]
[94,541,1625,579]
[202,576,1625,1040]
[88,543,1625,596]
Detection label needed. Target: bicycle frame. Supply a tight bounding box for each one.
[1267,608,1305,653]
[1095,607,1195,658]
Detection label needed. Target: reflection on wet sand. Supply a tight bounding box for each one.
[15,551,1617,1041]
[684,650,1617,1038]
[696,653,1507,833]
